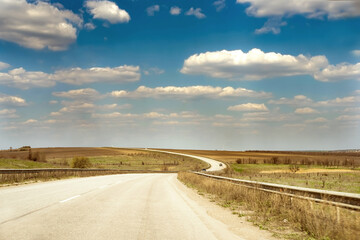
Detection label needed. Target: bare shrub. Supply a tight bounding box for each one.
[289,165,300,173]
[71,156,92,168]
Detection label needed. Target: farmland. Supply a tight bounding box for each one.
[162,149,360,193]
[0,147,209,171]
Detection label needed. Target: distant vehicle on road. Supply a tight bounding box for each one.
[202,168,207,171]
[219,163,223,166]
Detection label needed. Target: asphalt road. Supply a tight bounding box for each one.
[0,174,244,240]
[145,149,226,171]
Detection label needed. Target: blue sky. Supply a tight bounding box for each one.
[0,0,359,150]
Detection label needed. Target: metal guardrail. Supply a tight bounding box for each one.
[193,172,360,211]
[0,169,178,174]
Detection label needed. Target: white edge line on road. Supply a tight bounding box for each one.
[60,195,81,203]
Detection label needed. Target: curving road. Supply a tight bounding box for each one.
[0,173,245,240]
[144,149,226,171]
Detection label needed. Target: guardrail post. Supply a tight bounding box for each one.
[336,206,341,224]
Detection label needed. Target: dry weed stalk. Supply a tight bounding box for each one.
[178,172,360,240]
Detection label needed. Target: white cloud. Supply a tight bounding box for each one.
[170,6,181,15]
[317,96,360,106]
[0,109,17,118]
[53,88,100,99]
[236,0,360,19]
[59,102,95,114]
[295,107,319,114]
[23,119,38,125]
[53,65,140,85]
[0,0,82,50]
[305,117,327,123]
[85,0,130,24]
[49,100,58,104]
[255,17,287,35]
[0,61,10,70]
[147,5,160,16]
[84,22,96,30]
[213,0,226,12]
[110,85,271,99]
[0,94,27,106]
[228,103,268,111]
[344,107,360,113]
[314,62,360,82]
[185,8,206,19]
[337,114,360,121]
[0,67,54,89]
[268,95,313,106]
[92,112,138,119]
[143,67,164,75]
[0,65,140,89]
[352,50,360,57]
[181,48,328,80]
[153,121,200,126]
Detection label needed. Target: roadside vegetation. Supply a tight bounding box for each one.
[178,172,360,240]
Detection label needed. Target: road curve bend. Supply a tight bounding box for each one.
[144,149,226,171]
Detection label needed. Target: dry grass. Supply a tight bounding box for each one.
[178,172,360,240]
[0,169,133,186]
[0,147,208,171]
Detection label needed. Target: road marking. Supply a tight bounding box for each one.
[60,195,80,203]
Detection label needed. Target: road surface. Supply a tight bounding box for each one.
[0,174,247,240]
[145,149,226,171]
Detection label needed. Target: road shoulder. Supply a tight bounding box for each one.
[174,175,278,240]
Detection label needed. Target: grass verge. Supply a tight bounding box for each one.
[178,172,360,240]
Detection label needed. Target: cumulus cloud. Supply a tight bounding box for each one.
[237,0,360,34]
[0,61,10,70]
[314,62,360,82]
[56,101,96,114]
[0,65,140,89]
[143,67,164,75]
[0,67,54,89]
[227,103,268,111]
[317,96,360,106]
[268,95,313,106]
[236,0,360,19]
[84,22,96,30]
[181,48,328,80]
[352,50,360,57]
[0,109,18,118]
[170,6,181,15]
[295,107,319,114]
[255,17,287,35]
[213,0,226,12]
[110,85,271,99]
[185,7,206,19]
[0,94,27,106]
[305,117,327,123]
[52,88,100,99]
[337,114,360,121]
[147,5,160,16]
[0,0,82,50]
[53,65,140,85]
[85,0,130,24]
[92,112,138,119]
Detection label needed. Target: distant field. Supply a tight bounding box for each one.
[160,148,360,193]
[0,147,208,171]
